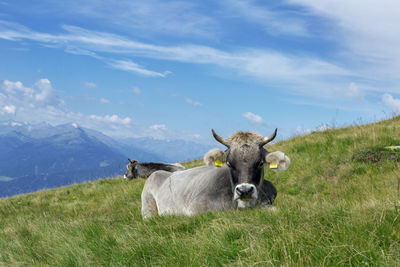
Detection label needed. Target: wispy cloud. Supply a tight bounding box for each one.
[345,82,364,100]
[149,124,167,130]
[84,82,97,88]
[288,0,400,80]
[221,0,309,36]
[108,59,170,77]
[186,98,202,107]
[132,86,141,95]
[0,21,351,89]
[31,0,218,39]
[99,98,110,104]
[88,114,131,125]
[242,112,264,124]
[2,17,396,107]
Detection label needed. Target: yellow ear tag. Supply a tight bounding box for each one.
[269,162,278,169]
[128,165,133,170]
[215,160,223,167]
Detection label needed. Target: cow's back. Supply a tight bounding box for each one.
[137,163,184,178]
[155,166,234,216]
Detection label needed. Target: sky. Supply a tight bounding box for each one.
[0,0,400,144]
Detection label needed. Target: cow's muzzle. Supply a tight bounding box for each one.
[234,183,257,201]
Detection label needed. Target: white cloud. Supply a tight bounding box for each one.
[1,79,34,96]
[99,98,110,104]
[132,86,141,95]
[34,79,63,107]
[149,124,167,130]
[84,82,97,88]
[242,112,264,124]
[0,78,138,138]
[40,0,217,39]
[0,22,349,88]
[11,121,22,127]
[1,80,23,93]
[222,0,309,36]
[288,0,400,79]
[346,82,363,100]
[382,93,400,115]
[108,59,170,77]
[3,105,16,115]
[2,8,398,103]
[0,78,63,112]
[99,160,110,167]
[186,98,202,107]
[0,78,204,141]
[88,114,131,125]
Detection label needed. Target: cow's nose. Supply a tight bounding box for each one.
[236,184,255,196]
[236,187,243,196]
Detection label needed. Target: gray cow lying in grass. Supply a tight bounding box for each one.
[124,159,185,180]
[141,128,290,218]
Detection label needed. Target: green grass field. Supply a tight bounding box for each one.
[1,117,400,266]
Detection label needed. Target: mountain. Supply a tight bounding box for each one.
[0,120,213,198]
[117,137,214,163]
[0,121,129,197]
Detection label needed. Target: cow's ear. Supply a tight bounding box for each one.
[204,148,227,166]
[264,151,290,171]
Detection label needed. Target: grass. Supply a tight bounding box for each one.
[1,117,400,266]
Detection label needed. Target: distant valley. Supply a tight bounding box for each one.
[0,121,212,198]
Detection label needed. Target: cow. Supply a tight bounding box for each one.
[123,159,185,180]
[141,128,290,218]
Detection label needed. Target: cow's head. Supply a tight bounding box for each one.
[211,129,290,206]
[124,158,139,180]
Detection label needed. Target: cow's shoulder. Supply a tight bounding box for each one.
[146,170,173,188]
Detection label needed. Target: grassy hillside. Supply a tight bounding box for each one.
[1,117,400,266]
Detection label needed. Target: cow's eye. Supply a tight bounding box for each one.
[258,161,264,168]
[226,161,233,168]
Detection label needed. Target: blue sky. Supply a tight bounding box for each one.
[1,0,400,144]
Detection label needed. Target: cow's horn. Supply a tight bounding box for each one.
[260,128,277,147]
[211,129,231,148]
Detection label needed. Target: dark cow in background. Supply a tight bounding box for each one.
[141,128,290,218]
[124,159,185,180]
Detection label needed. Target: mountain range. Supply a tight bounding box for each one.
[0,120,212,198]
